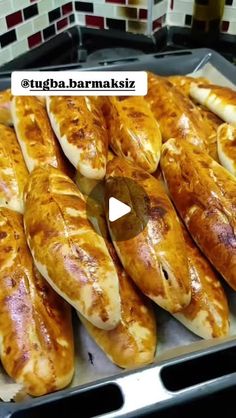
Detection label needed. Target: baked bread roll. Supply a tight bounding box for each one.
[146,73,207,148]
[76,180,157,368]
[106,96,162,173]
[0,124,28,213]
[105,157,191,313]
[161,137,236,290]
[0,89,12,126]
[0,208,74,396]
[197,105,222,161]
[174,225,229,339]
[80,266,157,368]
[24,166,121,330]
[190,82,236,126]
[217,123,236,176]
[168,76,209,97]
[11,96,70,174]
[46,96,108,179]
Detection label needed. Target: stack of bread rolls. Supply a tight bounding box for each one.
[0,70,235,397]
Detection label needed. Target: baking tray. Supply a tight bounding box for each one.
[0,48,236,418]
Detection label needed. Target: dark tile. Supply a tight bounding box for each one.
[154,0,163,3]
[85,15,104,29]
[6,10,23,28]
[48,7,61,23]
[221,20,229,32]
[152,17,162,31]
[69,14,75,23]
[43,24,56,40]
[106,18,126,31]
[57,17,68,30]
[139,9,148,19]
[106,0,125,4]
[75,2,94,12]
[23,4,38,20]
[28,31,42,48]
[62,2,73,15]
[195,0,208,4]
[0,29,17,47]
[185,14,192,26]
[225,0,233,5]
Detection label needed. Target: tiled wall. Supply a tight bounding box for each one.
[0,0,236,67]
[0,0,75,67]
[167,0,236,35]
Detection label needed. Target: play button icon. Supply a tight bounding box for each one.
[109,197,131,222]
[85,175,150,242]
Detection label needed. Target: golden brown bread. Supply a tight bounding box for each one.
[161,137,236,290]
[197,105,222,161]
[168,76,209,97]
[76,180,157,368]
[0,89,12,126]
[46,96,108,179]
[175,225,229,339]
[0,124,28,213]
[80,268,157,368]
[146,73,207,148]
[11,96,71,174]
[0,208,74,396]
[106,96,162,173]
[105,157,191,313]
[24,166,121,330]
[190,83,236,126]
[217,123,236,176]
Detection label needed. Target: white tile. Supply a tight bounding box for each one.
[52,0,67,7]
[153,0,168,20]
[38,0,54,14]
[223,6,236,21]
[11,38,28,58]
[33,13,49,31]
[167,0,193,14]
[12,0,29,10]
[166,11,185,26]
[0,0,13,17]
[229,21,236,34]
[16,21,33,39]
[0,16,7,35]
[75,12,85,25]
[0,46,13,66]
[94,4,115,18]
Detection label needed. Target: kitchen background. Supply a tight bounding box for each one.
[0,0,235,67]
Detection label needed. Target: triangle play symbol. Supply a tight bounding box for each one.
[108,197,131,222]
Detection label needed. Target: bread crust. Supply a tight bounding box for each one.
[11,96,70,175]
[24,166,121,330]
[105,157,191,313]
[0,124,28,213]
[161,137,236,290]
[0,208,74,396]
[106,96,162,173]
[46,96,108,179]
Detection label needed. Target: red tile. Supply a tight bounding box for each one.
[28,31,42,48]
[152,17,162,31]
[30,0,38,2]
[170,0,174,9]
[6,11,23,29]
[139,9,148,19]
[57,17,68,30]
[106,0,126,4]
[85,15,104,29]
[62,2,73,15]
[221,20,229,32]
